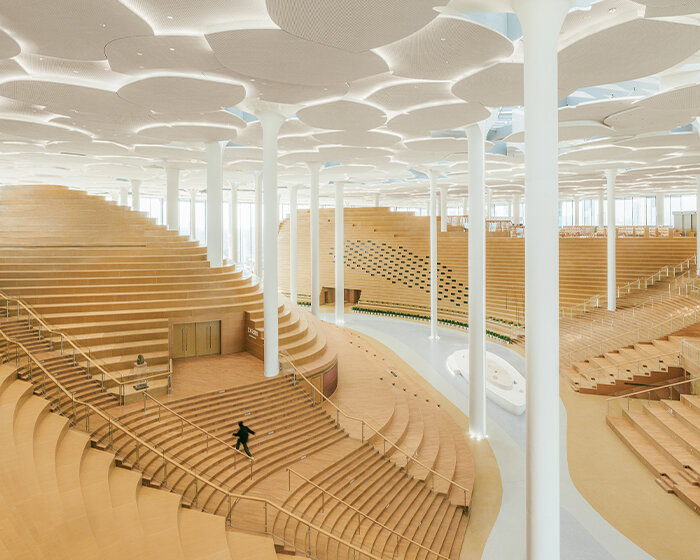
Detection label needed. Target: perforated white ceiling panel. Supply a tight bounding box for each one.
[377,16,514,81]
[117,76,246,114]
[0,0,152,60]
[297,100,386,131]
[265,0,448,52]
[387,103,490,134]
[206,29,389,86]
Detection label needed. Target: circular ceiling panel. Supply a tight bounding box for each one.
[313,130,402,147]
[558,97,639,123]
[636,83,700,113]
[0,118,91,142]
[387,102,490,134]
[205,28,389,86]
[297,100,386,131]
[452,62,524,108]
[266,0,448,52]
[105,35,222,74]
[0,0,152,60]
[604,106,696,135]
[377,16,513,81]
[118,77,246,115]
[367,81,456,112]
[559,19,700,91]
[0,79,146,117]
[138,123,239,142]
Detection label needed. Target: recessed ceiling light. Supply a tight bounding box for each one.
[137,52,143,56]
[169,47,175,51]
[166,15,173,19]
[608,7,617,13]
[72,70,79,74]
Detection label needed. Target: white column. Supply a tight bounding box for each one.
[130,179,141,211]
[119,186,129,206]
[165,167,180,231]
[229,184,238,263]
[335,181,345,325]
[440,185,448,232]
[254,171,263,279]
[289,185,299,304]
[189,189,198,242]
[429,170,439,340]
[486,188,493,219]
[573,197,580,226]
[696,177,700,274]
[374,193,380,207]
[516,2,571,559]
[597,191,605,228]
[655,193,664,227]
[260,111,285,378]
[513,193,522,225]
[205,142,224,268]
[466,123,487,440]
[606,169,617,311]
[308,164,321,317]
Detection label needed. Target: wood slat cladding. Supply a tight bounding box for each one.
[279,207,696,323]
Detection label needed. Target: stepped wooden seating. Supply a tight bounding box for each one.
[93,367,470,560]
[278,207,695,332]
[607,393,700,515]
[0,363,287,560]
[0,185,335,389]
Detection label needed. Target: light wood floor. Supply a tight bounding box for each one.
[562,384,700,560]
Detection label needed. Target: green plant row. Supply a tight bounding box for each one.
[351,306,512,343]
[487,315,524,328]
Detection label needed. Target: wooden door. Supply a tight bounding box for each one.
[196,321,221,356]
[172,323,196,358]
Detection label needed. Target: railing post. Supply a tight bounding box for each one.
[85,403,90,432]
[72,347,76,366]
[162,450,167,486]
[108,418,113,449]
[71,391,77,425]
[194,475,198,507]
[264,502,268,532]
[143,392,147,413]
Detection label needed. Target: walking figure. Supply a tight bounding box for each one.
[232,421,255,458]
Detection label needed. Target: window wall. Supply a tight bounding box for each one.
[139,197,163,225]
[664,194,696,227]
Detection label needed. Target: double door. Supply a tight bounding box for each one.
[172,320,221,358]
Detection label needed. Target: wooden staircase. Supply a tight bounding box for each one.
[0,363,283,559]
[607,394,700,515]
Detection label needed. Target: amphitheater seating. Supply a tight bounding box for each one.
[559,276,700,393]
[278,208,696,329]
[97,370,470,559]
[0,185,335,387]
[607,394,700,514]
[0,363,286,560]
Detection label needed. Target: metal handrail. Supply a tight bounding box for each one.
[0,288,170,404]
[279,350,471,507]
[605,375,699,416]
[562,307,699,366]
[0,332,386,560]
[559,255,696,319]
[287,468,450,560]
[142,391,254,468]
[570,349,680,378]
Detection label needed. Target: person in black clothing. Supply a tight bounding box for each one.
[232,421,255,457]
